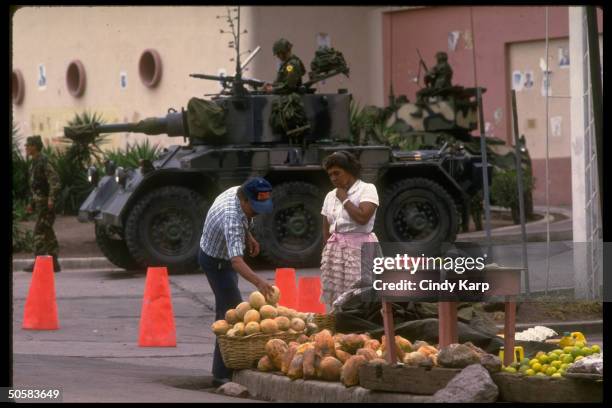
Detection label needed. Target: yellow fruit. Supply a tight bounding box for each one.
[529,358,539,367]
[538,355,548,364]
[562,355,573,364]
[551,373,562,378]
[290,318,305,332]
[525,369,535,376]
[504,367,517,373]
[236,302,252,320]
[574,341,585,348]
[211,320,230,335]
[535,351,546,358]
[275,316,291,331]
[225,309,239,325]
[551,360,562,369]
[546,367,557,376]
[233,322,245,336]
[591,344,601,353]
[249,291,267,310]
[267,285,281,305]
[536,372,546,377]
[581,348,593,356]
[259,305,278,320]
[519,365,530,373]
[562,346,574,354]
[570,347,581,358]
[226,328,237,337]
[532,363,542,372]
[244,309,261,324]
[541,364,550,373]
[276,306,291,318]
[552,349,564,355]
[574,355,585,362]
[245,321,261,335]
[560,363,569,371]
[260,319,279,334]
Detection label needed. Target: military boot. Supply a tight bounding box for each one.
[22,262,35,273]
[53,257,61,273]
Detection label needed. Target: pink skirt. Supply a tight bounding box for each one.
[320,232,379,307]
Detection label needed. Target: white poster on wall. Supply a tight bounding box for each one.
[37,64,47,90]
[523,70,534,89]
[551,116,563,138]
[558,47,570,68]
[541,70,553,97]
[120,71,128,89]
[512,70,524,91]
[448,31,461,52]
[316,33,331,49]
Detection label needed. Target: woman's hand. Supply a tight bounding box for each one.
[336,188,348,202]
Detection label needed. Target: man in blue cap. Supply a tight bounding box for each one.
[198,177,275,387]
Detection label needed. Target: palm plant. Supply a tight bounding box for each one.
[103,139,161,169]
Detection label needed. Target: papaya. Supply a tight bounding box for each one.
[249,291,267,310]
[260,319,278,334]
[235,302,252,320]
[364,339,381,351]
[282,343,299,374]
[341,355,367,387]
[225,309,239,325]
[259,304,278,320]
[244,309,261,324]
[265,338,288,370]
[314,329,335,358]
[340,334,364,354]
[335,349,352,364]
[257,355,275,372]
[287,354,304,380]
[274,316,291,331]
[319,356,343,381]
[302,348,317,379]
[356,348,378,361]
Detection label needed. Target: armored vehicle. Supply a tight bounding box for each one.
[70,13,491,273]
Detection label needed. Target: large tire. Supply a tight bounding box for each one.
[95,223,142,270]
[124,186,209,274]
[253,182,324,267]
[375,178,458,244]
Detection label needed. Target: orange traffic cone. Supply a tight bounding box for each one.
[275,268,297,309]
[138,267,177,347]
[297,276,326,314]
[22,256,59,330]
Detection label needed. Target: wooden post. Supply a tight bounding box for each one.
[438,301,458,347]
[382,301,397,364]
[504,297,517,366]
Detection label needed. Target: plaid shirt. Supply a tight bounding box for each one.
[200,186,251,260]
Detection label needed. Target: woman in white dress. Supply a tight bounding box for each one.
[320,151,381,310]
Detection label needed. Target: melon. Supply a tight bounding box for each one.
[249,291,267,310]
[319,356,343,381]
[244,309,261,324]
[291,318,305,332]
[335,349,351,364]
[245,321,261,335]
[260,319,278,334]
[297,334,310,344]
[340,334,364,354]
[257,355,274,372]
[265,338,288,370]
[267,285,281,305]
[235,302,252,320]
[356,348,378,361]
[259,305,278,320]
[341,355,367,387]
[225,309,239,325]
[211,320,230,335]
[233,322,245,336]
[276,306,291,318]
[396,335,413,353]
[274,316,291,331]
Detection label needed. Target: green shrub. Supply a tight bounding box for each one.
[12,206,34,253]
[103,139,161,169]
[490,169,535,224]
[12,124,30,204]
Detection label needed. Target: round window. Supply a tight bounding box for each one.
[12,69,25,105]
[139,49,162,88]
[66,60,86,97]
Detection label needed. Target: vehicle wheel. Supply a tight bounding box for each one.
[124,186,209,274]
[375,178,458,244]
[254,182,324,268]
[95,223,142,270]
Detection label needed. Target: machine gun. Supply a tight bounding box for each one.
[416,48,429,87]
[189,73,265,93]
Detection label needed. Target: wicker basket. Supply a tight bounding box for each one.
[218,331,300,369]
[312,313,336,332]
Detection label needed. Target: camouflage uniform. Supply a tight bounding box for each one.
[27,137,61,259]
[271,39,305,94]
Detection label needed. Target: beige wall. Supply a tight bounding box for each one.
[12,6,382,153]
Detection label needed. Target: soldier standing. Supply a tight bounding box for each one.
[413,51,454,117]
[22,135,62,272]
[264,38,306,94]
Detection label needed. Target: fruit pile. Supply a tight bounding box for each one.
[503,342,601,378]
[210,286,319,337]
[257,331,440,387]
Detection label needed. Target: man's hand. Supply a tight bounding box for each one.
[336,187,348,203]
[247,234,260,257]
[256,278,274,300]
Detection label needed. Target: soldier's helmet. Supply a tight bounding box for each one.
[435,52,448,62]
[273,38,292,56]
[25,135,43,150]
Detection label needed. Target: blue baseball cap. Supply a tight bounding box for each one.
[242,177,273,214]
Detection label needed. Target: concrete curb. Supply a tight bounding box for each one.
[233,370,434,403]
[12,257,115,271]
[496,320,603,335]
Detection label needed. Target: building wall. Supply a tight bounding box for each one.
[382,6,603,206]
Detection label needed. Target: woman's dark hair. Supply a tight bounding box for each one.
[322,150,361,178]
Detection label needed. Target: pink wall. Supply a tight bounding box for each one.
[383,6,603,207]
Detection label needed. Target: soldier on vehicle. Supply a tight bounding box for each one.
[22,135,62,273]
[263,38,306,94]
[413,51,454,117]
[198,177,274,387]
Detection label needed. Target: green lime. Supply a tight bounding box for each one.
[535,351,546,357]
[538,354,549,364]
[519,365,530,373]
[551,373,562,378]
[560,363,569,371]
[521,358,530,366]
[525,369,535,376]
[581,348,593,356]
[552,349,564,355]
[562,355,574,364]
[574,341,585,348]
[532,362,542,372]
[546,366,557,376]
[529,358,539,367]
[591,344,601,353]
[563,346,574,354]
[536,372,546,377]
[551,360,562,369]
[574,355,585,362]
[570,347,581,358]
[504,366,517,373]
